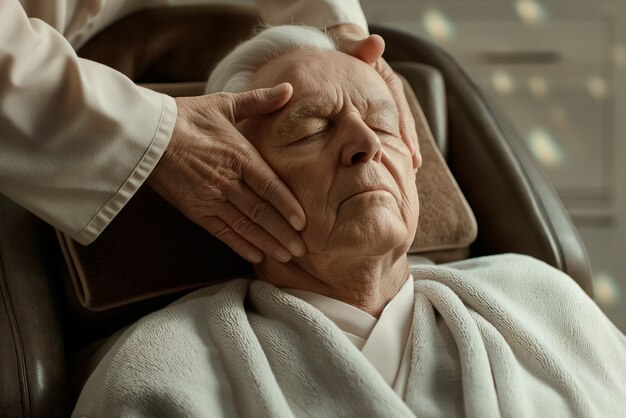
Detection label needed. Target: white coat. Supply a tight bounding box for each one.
[0,0,367,244]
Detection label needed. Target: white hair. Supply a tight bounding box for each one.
[206,25,337,94]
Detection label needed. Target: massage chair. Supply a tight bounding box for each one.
[0,4,592,417]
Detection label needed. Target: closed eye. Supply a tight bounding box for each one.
[366,113,399,137]
[369,124,400,138]
[294,121,331,143]
[373,127,397,136]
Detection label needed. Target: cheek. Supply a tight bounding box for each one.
[272,153,339,247]
[273,153,334,214]
[383,150,419,216]
[241,120,339,237]
[405,181,419,224]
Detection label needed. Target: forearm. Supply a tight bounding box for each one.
[19,0,370,48]
[18,0,169,48]
[1,0,176,244]
[2,0,367,245]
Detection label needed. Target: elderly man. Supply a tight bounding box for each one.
[73,26,626,418]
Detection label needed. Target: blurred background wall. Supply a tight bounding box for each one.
[360,0,626,332]
[226,0,626,332]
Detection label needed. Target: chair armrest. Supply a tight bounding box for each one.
[0,195,68,417]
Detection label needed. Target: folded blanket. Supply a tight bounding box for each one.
[73,254,626,417]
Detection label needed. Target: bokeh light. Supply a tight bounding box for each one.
[613,45,626,69]
[515,0,548,25]
[587,76,608,100]
[594,272,622,308]
[422,9,455,43]
[527,128,565,167]
[492,70,515,95]
[528,75,549,98]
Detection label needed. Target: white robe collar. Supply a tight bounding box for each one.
[283,275,415,396]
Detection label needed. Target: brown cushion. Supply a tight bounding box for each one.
[402,76,477,260]
[57,75,476,311]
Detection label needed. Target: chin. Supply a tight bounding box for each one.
[329,207,411,257]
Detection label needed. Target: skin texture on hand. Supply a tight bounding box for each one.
[329,23,422,169]
[147,83,307,264]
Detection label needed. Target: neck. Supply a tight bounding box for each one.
[255,250,409,318]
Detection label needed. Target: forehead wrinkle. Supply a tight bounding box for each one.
[274,69,397,138]
[277,96,398,138]
[367,99,398,116]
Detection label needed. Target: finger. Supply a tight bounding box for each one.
[226,83,293,123]
[200,216,264,264]
[344,34,386,64]
[225,181,306,257]
[397,90,422,169]
[217,201,296,263]
[413,138,422,169]
[398,100,417,151]
[240,152,307,232]
[380,63,421,168]
[329,23,383,63]
[399,105,422,170]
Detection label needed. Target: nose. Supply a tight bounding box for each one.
[339,114,383,166]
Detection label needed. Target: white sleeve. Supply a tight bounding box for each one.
[2,0,364,245]
[19,0,152,49]
[1,0,177,245]
[257,0,369,34]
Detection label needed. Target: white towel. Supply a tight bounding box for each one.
[73,254,626,417]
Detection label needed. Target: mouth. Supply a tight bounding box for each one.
[340,185,394,206]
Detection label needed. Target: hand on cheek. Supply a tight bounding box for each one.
[147,83,308,265]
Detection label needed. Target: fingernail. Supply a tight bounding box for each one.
[414,153,423,169]
[247,252,263,264]
[289,241,305,257]
[289,215,305,231]
[269,83,288,98]
[275,248,292,262]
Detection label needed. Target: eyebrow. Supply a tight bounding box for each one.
[278,102,330,138]
[278,99,398,137]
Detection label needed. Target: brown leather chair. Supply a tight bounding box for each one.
[0,4,592,417]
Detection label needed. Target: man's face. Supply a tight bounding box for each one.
[242,49,419,257]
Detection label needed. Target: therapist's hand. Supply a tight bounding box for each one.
[147,82,307,264]
[330,24,422,169]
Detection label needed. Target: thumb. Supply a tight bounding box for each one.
[339,34,385,64]
[228,83,293,123]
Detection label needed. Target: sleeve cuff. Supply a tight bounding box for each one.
[76,93,177,245]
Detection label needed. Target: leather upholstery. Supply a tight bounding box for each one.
[0,4,592,417]
[0,196,67,417]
